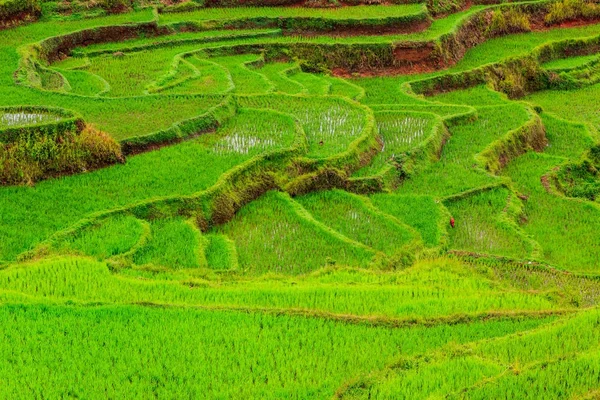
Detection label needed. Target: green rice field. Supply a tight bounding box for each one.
[1,0,600,396]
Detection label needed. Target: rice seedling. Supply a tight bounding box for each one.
[256,61,305,95]
[54,214,144,260]
[369,193,445,248]
[444,187,532,259]
[239,95,367,158]
[133,217,206,269]
[288,70,330,95]
[54,68,109,96]
[0,109,297,261]
[158,5,425,25]
[209,53,275,94]
[0,110,62,127]
[542,53,600,70]
[0,303,551,398]
[294,189,419,256]
[2,1,600,396]
[354,111,437,176]
[214,191,377,274]
[159,55,233,94]
[396,102,528,197]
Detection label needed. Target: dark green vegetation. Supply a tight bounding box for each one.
[2,0,600,397]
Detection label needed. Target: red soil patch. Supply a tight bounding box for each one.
[394,43,435,63]
[332,62,440,77]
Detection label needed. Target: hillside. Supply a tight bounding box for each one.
[1,0,600,397]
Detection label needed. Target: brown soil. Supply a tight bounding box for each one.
[394,43,435,62]
[332,58,446,77]
[0,12,38,30]
[540,174,552,193]
[530,16,600,31]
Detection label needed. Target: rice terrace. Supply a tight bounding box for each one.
[2,0,600,396]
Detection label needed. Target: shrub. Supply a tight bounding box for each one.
[0,0,41,27]
[0,126,123,185]
[486,9,531,37]
[545,0,600,25]
[487,58,547,98]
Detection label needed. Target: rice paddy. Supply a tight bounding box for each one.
[1,0,600,396]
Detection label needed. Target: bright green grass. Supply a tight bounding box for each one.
[288,70,330,95]
[370,193,445,247]
[159,5,475,45]
[525,82,600,137]
[542,53,599,70]
[55,214,144,260]
[324,75,364,100]
[0,109,298,261]
[444,187,531,259]
[160,55,233,94]
[239,94,367,158]
[133,217,206,270]
[294,189,418,256]
[353,23,600,107]
[76,29,281,54]
[541,113,596,160]
[257,61,304,95]
[214,191,376,274]
[86,46,202,97]
[370,103,473,118]
[396,103,528,197]
[0,86,226,140]
[51,56,90,70]
[204,233,238,270]
[354,111,438,176]
[209,53,274,94]
[3,3,600,398]
[504,152,600,271]
[0,303,551,399]
[56,68,109,96]
[0,256,564,317]
[339,309,600,399]
[430,85,508,106]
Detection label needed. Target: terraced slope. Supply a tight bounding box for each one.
[1,0,600,396]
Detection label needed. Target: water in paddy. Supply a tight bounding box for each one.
[0,111,62,128]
